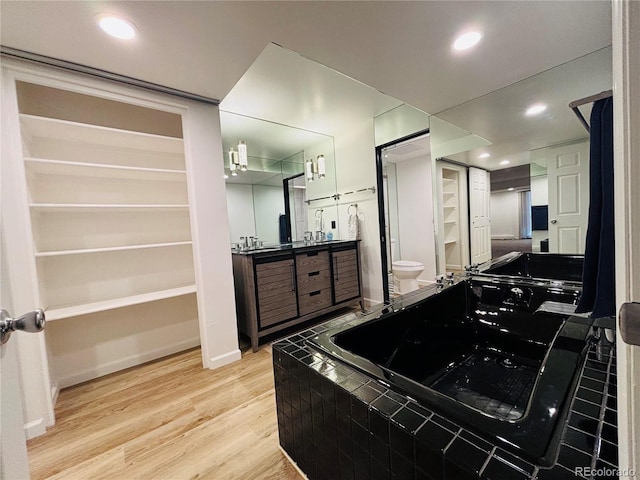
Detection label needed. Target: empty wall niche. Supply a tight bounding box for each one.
[441,167,462,270]
[15,81,200,388]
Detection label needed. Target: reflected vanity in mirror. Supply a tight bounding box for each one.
[220,111,338,248]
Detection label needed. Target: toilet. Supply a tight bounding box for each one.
[392,260,424,294]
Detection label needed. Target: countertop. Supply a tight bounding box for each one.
[231,239,359,255]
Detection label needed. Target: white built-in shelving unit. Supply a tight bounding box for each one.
[441,168,462,269]
[20,113,196,322]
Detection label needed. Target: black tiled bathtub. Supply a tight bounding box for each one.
[273,312,618,479]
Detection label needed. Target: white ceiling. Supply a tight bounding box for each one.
[0,1,612,115]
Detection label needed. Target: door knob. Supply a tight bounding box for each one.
[0,309,45,345]
[550,219,558,224]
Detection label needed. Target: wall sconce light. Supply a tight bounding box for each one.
[238,141,248,171]
[317,154,326,179]
[306,154,326,182]
[229,148,239,176]
[306,158,314,182]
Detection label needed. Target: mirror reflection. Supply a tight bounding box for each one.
[430,46,611,260]
[220,111,337,246]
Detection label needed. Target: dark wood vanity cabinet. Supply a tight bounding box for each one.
[255,258,297,328]
[232,241,362,351]
[296,250,332,316]
[332,245,361,303]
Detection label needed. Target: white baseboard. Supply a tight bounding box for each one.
[58,337,201,388]
[50,383,60,405]
[24,417,45,440]
[207,348,241,369]
[492,234,516,240]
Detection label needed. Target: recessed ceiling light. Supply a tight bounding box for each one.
[525,103,547,116]
[508,187,515,191]
[478,153,491,159]
[452,31,482,51]
[500,160,510,166]
[97,15,137,40]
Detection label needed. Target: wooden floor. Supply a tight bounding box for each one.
[27,346,302,480]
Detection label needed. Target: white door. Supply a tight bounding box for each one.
[1,246,30,479]
[469,167,491,263]
[547,141,589,254]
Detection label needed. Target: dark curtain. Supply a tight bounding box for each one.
[576,97,615,318]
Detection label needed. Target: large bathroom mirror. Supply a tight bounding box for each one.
[430,46,611,259]
[221,111,337,246]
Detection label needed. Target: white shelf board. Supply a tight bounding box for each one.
[443,205,457,209]
[35,241,192,257]
[30,203,190,213]
[443,191,456,196]
[444,220,458,225]
[44,284,197,321]
[20,114,184,154]
[444,239,458,245]
[24,158,187,181]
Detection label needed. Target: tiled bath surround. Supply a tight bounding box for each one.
[272,314,619,480]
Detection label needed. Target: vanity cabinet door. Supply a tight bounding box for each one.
[296,250,332,316]
[332,248,361,303]
[255,258,297,328]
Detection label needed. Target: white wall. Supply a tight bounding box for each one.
[226,184,256,244]
[395,155,437,282]
[253,184,285,244]
[490,191,520,239]
[334,119,383,304]
[531,175,549,205]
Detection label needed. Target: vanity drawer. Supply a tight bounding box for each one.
[296,250,330,275]
[297,268,331,294]
[298,288,332,316]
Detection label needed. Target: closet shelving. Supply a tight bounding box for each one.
[441,168,462,268]
[20,112,196,321]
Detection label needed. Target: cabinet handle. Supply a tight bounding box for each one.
[334,256,338,281]
[290,264,295,292]
[308,271,320,277]
[310,290,321,297]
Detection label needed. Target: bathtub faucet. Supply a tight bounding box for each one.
[446,272,455,285]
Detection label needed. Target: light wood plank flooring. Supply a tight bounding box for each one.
[27,346,302,480]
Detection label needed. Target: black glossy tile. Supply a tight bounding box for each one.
[336,385,352,412]
[371,460,391,480]
[601,423,618,445]
[390,449,414,480]
[406,401,433,420]
[371,395,403,417]
[582,367,607,382]
[557,445,592,471]
[573,398,601,419]
[392,407,428,433]
[354,383,384,404]
[415,437,446,479]
[492,448,535,476]
[352,420,370,454]
[595,459,620,478]
[385,389,409,404]
[563,427,596,455]
[604,408,617,426]
[354,444,372,479]
[569,412,598,435]
[338,451,355,480]
[338,376,367,393]
[445,437,490,478]
[370,433,391,468]
[606,396,617,410]
[459,430,492,453]
[415,420,457,452]
[370,410,390,442]
[576,387,604,406]
[481,456,529,480]
[580,377,605,393]
[351,396,369,428]
[390,422,414,460]
[534,465,582,479]
[430,414,461,434]
[599,439,619,467]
